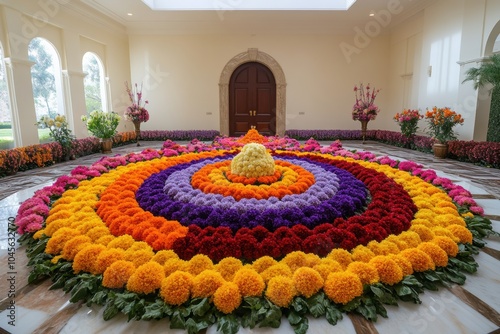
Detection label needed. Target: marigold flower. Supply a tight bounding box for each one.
[324,271,363,305]
[107,234,135,250]
[191,270,226,298]
[409,225,435,242]
[233,268,265,297]
[350,246,375,263]
[265,276,296,307]
[213,282,242,314]
[45,227,81,255]
[184,254,214,275]
[252,256,278,273]
[417,242,448,267]
[292,267,324,298]
[327,249,352,269]
[127,262,165,294]
[164,258,187,277]
[95,235,115,246]
[86,226,111,241]
[94,248,125,274]
[386,254,413,276]
[346,262,379,285]
[369,256,403,285]
[430,236,459,257]
[215,257,243,281]
[399,248,435,272]
[160,271,194,305]
[281,251,309,272]
[152,250,179,265]
[260,264,293,282]
[102,260,136,289]
[125,249,155,268]
[72,244,106,274]
[61,235,92,260]
[446,224,473,244]
[397,231,422,248]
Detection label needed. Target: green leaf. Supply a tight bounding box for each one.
[291,297,308,314]
[103,304,119,321]
[357,303,377,322]
[307,294,326,318]
[69,285,89,303]
[217,314,240,334]
[259,302,282,328]
[91,291,108,305]
[170,310,186,330]
[325,305,343,326]
[190,298,211,317]
[394,285,412,297]
[292,318,309,334]
[288,310,302,325]
[185,318,211,334]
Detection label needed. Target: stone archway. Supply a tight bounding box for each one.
[219,48,286,136]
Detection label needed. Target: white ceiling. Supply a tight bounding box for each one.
[78,0,434,35]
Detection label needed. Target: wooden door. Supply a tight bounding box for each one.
[229,62,276,136]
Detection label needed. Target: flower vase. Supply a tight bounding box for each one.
[133,120,141,146]
[101,138,113,154]
[433,142,448,159]
[360,120,369,144]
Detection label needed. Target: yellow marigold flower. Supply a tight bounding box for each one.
[61,235,92,260]
[367,240,398,256]
[45,227,80,255]
[265,276,296,307]
[413,208,436,221]
[102,260,135,289]
[164,258,187,277]
[127,262,165,295]
[387,254,413,276]
[160,271,194,305]
[72,244,106,274]
[327,249,352,269]
[397,231,422,248]
[369,256,403,285]
[431,226,459,241]
[399,248,435,272]
[434,214,466,227]
[409,225,435,242]
[51,255,63,264]
[126,241,153,252]
[446,224,473,244]
[95,235,115,246]
[86,226,111,241]
[313,263,342,281]
[107,234,135,250]
[252,256,278,273]
[191,270,226,298]
[215,257,243,281]
[411,218,433,228]
[346,261,379,285]
[431,236,459,257]
[260,264,293,282]
[417,242,448,267]
[293,267,324,298]
[324,271,363,305]
[152,250,179,265]
[281,251,309,272]
[184,254,214,276]
[94,248,125,274]
[125,249,155,268]
[213,282,242,314]
[305,253,322,267]
[350,246,375,263]
[233,268,265,297]
[33,229,46,239]
[384,235,409,251]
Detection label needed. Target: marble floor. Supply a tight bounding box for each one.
[0,140,499,334]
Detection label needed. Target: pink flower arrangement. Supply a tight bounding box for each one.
[124,82,150,123]
[352,83,380,121]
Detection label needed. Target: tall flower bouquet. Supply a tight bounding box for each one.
[81,110,121,139]
[124,82,150,123]
[424,107,464,144]
[352,83,380,121]
[37,114,74,153]
[393,109,423,138]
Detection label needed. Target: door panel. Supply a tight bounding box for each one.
[229,62,276,136]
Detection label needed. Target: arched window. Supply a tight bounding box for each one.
[83,52,107,113]
[0,43,14,149]
[28,37,64,144]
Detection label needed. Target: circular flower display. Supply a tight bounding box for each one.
[16,131,491,333]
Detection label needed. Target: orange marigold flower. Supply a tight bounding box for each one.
[213,282,242,314]
[399,248,435,272]
[184,254,214,276]
[384,235,409,251]
[107,234,135,250]
[164,258,187,277]
[61,235,92,260]
[346,262,379,285]
[324,271,363,305]
[369,256,403,285]
[45,227,81,255]
[409,225,435,242]
[430,236,459,257]
[86,226,111,241]
[72,244,106,274]
[215,257,243,281]
[260,264,293,282]
[397,231,422,248]
[446,224,473,244]
[327,249,352,269]
[125,249,155,268]
[281,251,309,272]
[387,254,414,276]
[265,276,296,307]
[417,242,449,267]
[350,246,375,263]
[305,253,322,267]
[293,267,324,298]
[252,256,278,273]
[191,270,226,298]
[160,271,194,305]
[127,262,165,294]
[431,226,459,241]
[95,235,115,246]
[33,229,46,240]
[152,250,179,265]
[233,268,265,297]
[94,248,125,274]
[102,260,136,289]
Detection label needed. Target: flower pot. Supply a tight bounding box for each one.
[133,120,141,146]
[360,120,369,144]
[101,138,113,154]
[433,142,448,159]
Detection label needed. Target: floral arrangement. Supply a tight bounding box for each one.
[124,82,149,123]
[424,107,464,144]
[352,83,380,121]
[14,130,496,333]
[37,114,74,153]
[393,109,423,139]
[81,110,121,139]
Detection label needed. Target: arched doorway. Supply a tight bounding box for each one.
[219,48,286,136]
[229,62,276,136]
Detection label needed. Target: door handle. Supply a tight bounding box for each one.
[253,110,257,116]
[249,110,252,116]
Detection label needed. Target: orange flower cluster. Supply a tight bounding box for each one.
[225,168,282,185]
[236,128,268,144]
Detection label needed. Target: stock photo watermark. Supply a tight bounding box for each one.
[6,218,18,327]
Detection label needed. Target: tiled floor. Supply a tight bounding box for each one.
[0,140,499,334]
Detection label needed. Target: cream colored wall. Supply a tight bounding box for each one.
[129,33,392,133]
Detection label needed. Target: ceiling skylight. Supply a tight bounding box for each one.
[141,0,357,11]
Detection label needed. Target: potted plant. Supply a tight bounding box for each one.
[124,82,150,146]
[352,83,380,143]
[393,109,423,148]
[81,110,121,153]
[37,114,75,160]
[424,106,464,158]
